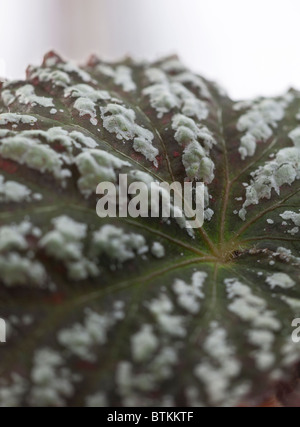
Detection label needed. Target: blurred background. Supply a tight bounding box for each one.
[1,0,300,100]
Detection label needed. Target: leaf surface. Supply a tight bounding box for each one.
[0,52,299,407]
